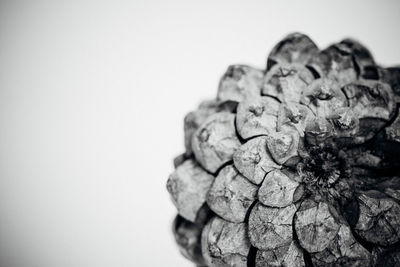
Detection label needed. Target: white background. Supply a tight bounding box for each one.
[0,1,399,266]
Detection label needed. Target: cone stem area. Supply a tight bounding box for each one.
[301,145,342,189]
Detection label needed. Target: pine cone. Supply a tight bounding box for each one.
[167,33,400,267]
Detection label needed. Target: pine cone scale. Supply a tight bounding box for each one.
[168,33,400,266]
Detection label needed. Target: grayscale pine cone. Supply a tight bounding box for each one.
[167,32,400,267]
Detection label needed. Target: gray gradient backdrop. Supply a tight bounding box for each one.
[0,0,399,266]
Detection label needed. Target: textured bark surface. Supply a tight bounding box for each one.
[168,33,400,266]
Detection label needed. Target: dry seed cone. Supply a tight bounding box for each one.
[167,33,400,267]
